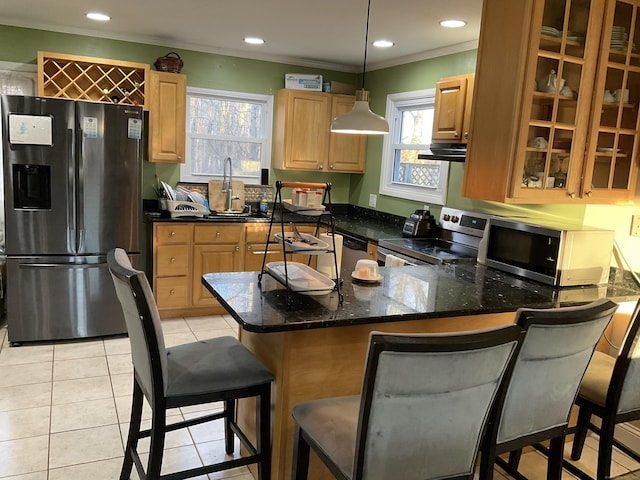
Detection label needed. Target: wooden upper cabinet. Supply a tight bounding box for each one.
[464,0,640,204]
[149,70,187,163]
[273,89,367,173]
[433,74,474,143]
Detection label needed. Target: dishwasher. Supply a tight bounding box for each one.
[340,232,369,278]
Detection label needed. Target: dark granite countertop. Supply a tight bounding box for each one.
[146,203,405,243]
[202,263,640,333]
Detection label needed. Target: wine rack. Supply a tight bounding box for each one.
[37,51,150,109]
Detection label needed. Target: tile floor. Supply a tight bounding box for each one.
[0,315,638,480]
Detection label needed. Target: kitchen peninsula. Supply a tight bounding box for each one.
[202,264,640,480]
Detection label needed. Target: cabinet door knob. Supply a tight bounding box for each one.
[568,191,576,198]
[177,155,183,160]
[247,245,252,251]
[170,257,176,263]
[329,164,334,169]
[319,164,323,170]
[216,232,221,237]
[235,245,240,251]
[169,289,175,295]
[170,231,176,237]
[585,191,592,197]
[464,131,469,139]
[454,131,459,138]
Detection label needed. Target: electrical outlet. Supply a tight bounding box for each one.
[631,215,640,237]
[369,194,377,208]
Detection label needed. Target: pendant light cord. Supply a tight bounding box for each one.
[362,0,371,89]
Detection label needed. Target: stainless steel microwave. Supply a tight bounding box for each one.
[478,218,615,287]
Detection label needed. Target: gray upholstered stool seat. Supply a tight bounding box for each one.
[293,396,360,478]
[165,336,273,405]
[576,351,616,407]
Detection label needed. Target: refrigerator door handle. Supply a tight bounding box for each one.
[67,128,78,251]
[20,262,108,269]
[75,126,84,253]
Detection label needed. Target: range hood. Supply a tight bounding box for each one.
[418,143,467,162]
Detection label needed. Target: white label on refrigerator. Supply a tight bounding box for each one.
[127,118,142,140]
[83,117,99,138]
[8,114,53,145]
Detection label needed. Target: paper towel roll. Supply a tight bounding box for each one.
[316,233,343,280]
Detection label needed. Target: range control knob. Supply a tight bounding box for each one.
[442,214,451,221]
[450,215,460,223]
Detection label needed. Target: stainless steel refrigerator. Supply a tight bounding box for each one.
[1,95,143,343]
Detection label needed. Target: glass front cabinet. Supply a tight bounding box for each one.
[464,0,640,204]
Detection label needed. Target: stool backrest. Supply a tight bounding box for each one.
[610,299,640,415]
[495,298,617,446]
[353,325,525,480]
[108,248,168,401]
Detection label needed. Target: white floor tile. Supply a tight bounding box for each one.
[53,339,106,360]
[106,353,134,375]
[0,362,52,388]
[185,315,232,332]
[0,344,54,366]
[0,471,48,480]
[48,458,123,480]
[51,375,113,405]
[50,397,118,433]
[103,336,131,356]
[53,356,109,381]
[0,383,52,412]
[0,435,49,477]
[163,332,198,347]
[49,424,123,469]
[0,407,51,442]
[159,318,191,334]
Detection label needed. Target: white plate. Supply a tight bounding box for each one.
[266,261,335,295]
[282,199,326,216]
[274,232,329,252]
[351,272,383,283]
[161,181,175,201]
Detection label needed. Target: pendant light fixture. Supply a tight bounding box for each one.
[330,0,389,135]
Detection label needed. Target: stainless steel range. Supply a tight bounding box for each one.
[377,207,491,265]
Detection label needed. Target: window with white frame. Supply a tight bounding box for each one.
[181,87,273,184]
[379,88,449,205]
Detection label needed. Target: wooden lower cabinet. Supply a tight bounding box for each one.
[192,243,242,306]
[153,221,325,318]
[153,224,192,312]
[153,222,243,318]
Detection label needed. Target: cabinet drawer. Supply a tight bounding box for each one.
[156,245,189,276]
[156,224,192,245]
[194,224,243,244]
[155,276,189,308]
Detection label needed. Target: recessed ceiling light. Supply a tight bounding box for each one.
[373,40,394,48]
[86,12,110,21]
[244,37,265,45]
[439,19,467,28]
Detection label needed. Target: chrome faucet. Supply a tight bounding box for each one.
[221,157,238,211]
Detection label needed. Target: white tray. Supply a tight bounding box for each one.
[274,232,329,252]
[266,261,335,295]
[282,199,326,216]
